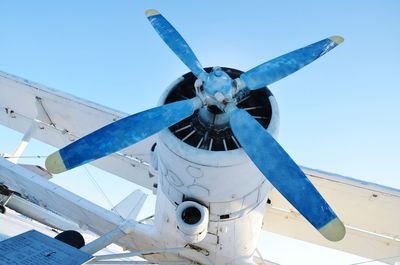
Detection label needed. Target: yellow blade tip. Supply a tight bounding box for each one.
[145,9,159,17]
[318,217,346,241]
[45,151,67,174]
[329,35,344,45]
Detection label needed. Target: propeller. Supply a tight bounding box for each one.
[145,9,207,81]
[239,36,343,90]
[45,9,346,241]
[229,107,345,241]
[46,98,202,173]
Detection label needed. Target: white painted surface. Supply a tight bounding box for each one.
[1,71,399,264]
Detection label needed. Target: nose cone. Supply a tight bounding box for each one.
[213,69,224,77]
[204,69,233,98]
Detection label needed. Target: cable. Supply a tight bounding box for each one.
[3,155,48,159]
[82,166,115,209]
[2,153,115,210]
[55,130,115,210]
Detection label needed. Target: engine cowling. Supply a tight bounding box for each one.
[153,67,278,217]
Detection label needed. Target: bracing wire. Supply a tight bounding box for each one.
[56,130,115,210]
[82,166,115,209]
[3,155,48,159]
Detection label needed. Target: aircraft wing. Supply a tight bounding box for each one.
[263,166,400,264]
[0,156,148,251]
[0,71,156,190]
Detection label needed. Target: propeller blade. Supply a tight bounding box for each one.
[240,36,344,90]
[145,9,207,80]
[46,98,202,174]
[229,108,345,241]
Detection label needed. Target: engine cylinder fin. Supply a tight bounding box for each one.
[243,106,264,111]
[222,139,228,151]
[208,138,213,151]
[237,94,252,105]
[174,124,191,133]
[182,129,196,142]
[196,137,204,148]
[231,135,241,148]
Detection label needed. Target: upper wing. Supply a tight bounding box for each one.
[0,71,156,190]
[263,166,400,264]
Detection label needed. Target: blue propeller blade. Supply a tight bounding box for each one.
[229,108,345,241]
[46,98,202,174]
[146,9,207,80]
[240,36,344,90]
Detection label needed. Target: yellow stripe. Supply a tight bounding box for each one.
[145,9,159,17]
[318,217,346,241]
[45,151,67,174]
[329,35,344,45]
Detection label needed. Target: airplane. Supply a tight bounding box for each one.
[0,9,399,265]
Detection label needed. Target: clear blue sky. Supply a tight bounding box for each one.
[0,1,399,264]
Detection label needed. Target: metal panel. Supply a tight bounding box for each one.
[0,230,93,264]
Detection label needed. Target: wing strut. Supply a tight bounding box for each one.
[8,97,55,163]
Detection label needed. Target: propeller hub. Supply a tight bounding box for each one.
[203,67,234,104]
